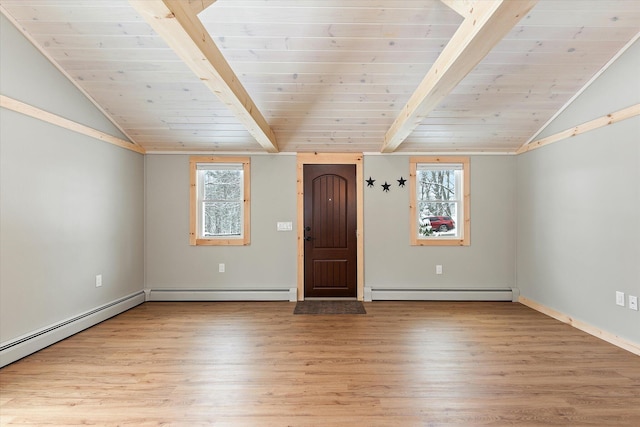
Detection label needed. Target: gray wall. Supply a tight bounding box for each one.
[517,40,640,343]
[145,154,298,290]
[364,155,517,290]
[145,154,516,293]
[0,15,145,344]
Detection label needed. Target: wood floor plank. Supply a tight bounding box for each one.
[1,301,638,426]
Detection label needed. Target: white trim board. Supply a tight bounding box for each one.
[519,296,640,356]
[0,291,145,368]
[368,288,515,302]
[0,95,145,154]
[148,289,297,302]
[516,104,640,154]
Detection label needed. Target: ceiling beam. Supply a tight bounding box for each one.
[381,0,538,153]
[129,0,279,153]
[187,0,217,15]
[439,0,475,18]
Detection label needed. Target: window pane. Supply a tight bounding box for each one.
[418,202,457,218]
[203,202,242,236]
[417,169,457,202]
[203,170,241,200]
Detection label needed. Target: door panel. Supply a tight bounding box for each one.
[304,164,357,298]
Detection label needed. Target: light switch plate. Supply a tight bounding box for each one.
[277,221,293,231]
[629,295,638,311]
[616,291,625,307]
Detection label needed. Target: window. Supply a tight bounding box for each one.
[189,156,250,246]
[409,157,469,246]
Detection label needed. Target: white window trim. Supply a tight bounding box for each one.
[197,163,244,239]
[409,156,470,246]
[189,156,250,246]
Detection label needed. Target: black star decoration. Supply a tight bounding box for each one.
[381,182,391,192]
[366,177,376,187]
[397,177,407,187]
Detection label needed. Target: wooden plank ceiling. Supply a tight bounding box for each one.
[1,0,639,154]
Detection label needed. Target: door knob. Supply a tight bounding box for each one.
[304,226,314,241]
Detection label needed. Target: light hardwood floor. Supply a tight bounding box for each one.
[1,302,639,426]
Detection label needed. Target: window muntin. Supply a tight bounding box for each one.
[410,157,469,246]
[189,157,250,246]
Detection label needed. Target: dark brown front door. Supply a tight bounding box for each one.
[303,164,357,298]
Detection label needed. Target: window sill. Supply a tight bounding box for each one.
[412,237,469,246]
[192,237,249,246]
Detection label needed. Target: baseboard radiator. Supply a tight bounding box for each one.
[0,291,145,368]
[147,288,297,302]
[366,288,517,302]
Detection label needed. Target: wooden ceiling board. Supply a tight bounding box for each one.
[1,0,639,153]
[2,4,143,22]
[5,21,159,36]
[71,70,202,84]
[43,48,180,62]
[200,3,463,25]
[26,34,171,50]
[201,22,462,39]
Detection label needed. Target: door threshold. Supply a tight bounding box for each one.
[303,297,358,301]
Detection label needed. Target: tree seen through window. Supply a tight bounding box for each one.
[202,170,242,237]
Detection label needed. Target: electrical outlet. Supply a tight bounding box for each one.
[219,263,225,273]
[95,274,102,287]
[629,295,638,311]
[615,291,625,307]
[436,265,443,275]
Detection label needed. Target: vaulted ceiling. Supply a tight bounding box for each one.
[1,0,639,154]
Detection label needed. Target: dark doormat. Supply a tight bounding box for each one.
[293,300,366,315]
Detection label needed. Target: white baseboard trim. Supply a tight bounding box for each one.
[148,289,295,302]
[369,288,514,301]
[0,291,145,368]
[519,296,640,356]
[364,287,373,302]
